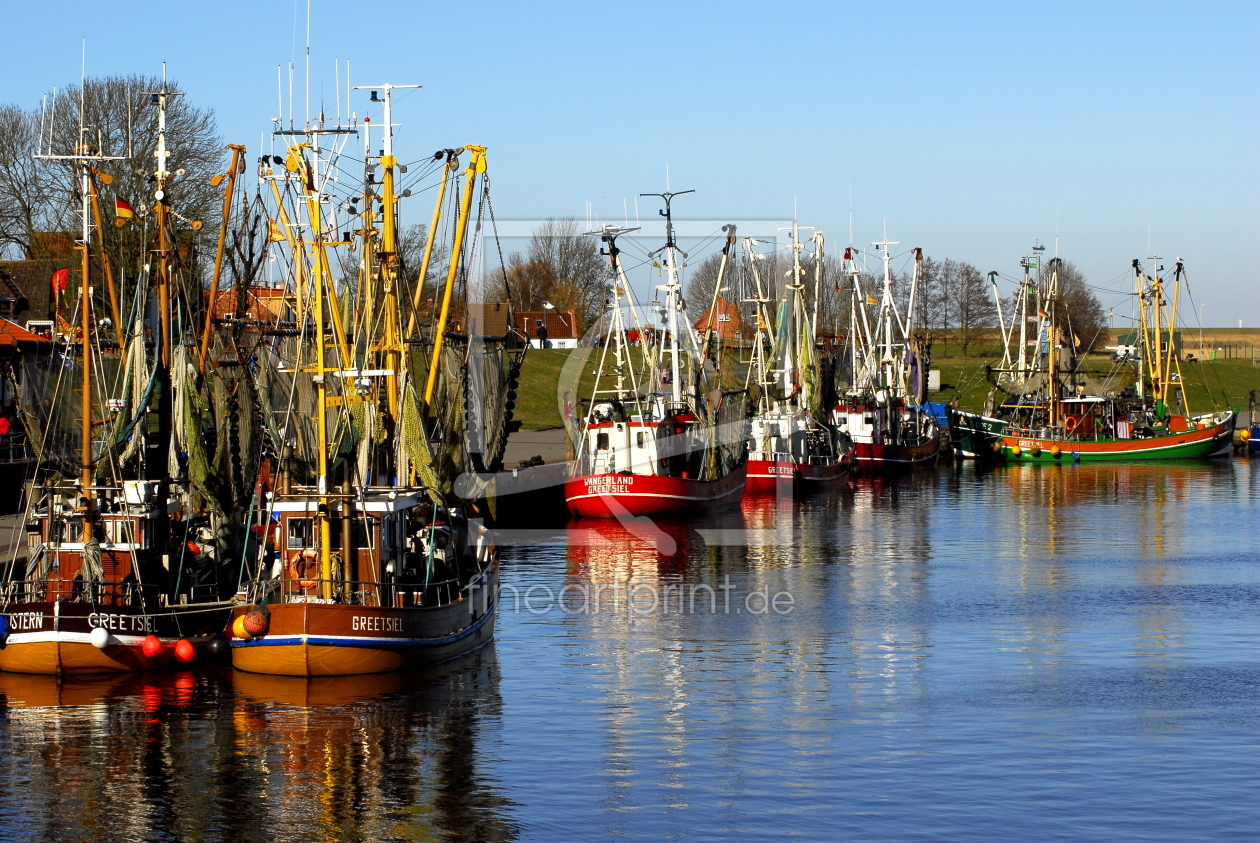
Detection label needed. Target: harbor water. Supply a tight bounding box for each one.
[1,460,1257,841]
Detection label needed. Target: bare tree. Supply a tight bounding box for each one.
[1051,259,1107,353]
[954,262,998,357]
[504,218,606,329]
[0,75,223,266]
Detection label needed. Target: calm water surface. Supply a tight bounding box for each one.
[1,460,1257,841]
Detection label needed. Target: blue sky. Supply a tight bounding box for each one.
[5,1,1257,325]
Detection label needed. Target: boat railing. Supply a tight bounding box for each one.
[2,578,158,606]
[0,433,33,464]
[256,575,466,609]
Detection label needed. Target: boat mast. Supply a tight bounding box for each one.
[810,231,824,342]
[641,190,693,408]
[355,83,420,422]
[424,146,486,407]
[872,236,900,392]
[77,158,93,528]
[1150,254,1164,408]
[36,75,130,536]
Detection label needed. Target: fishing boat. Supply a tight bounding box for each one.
[743,225,853,492]
[563,192,750,519]
[835,239,940,471]
[228,84,503,676]
[982,255,1234,462]
[0,78,236,674]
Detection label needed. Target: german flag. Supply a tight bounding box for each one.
[865,294,879,306]
[268,219,286,242]
[115,198,136,227]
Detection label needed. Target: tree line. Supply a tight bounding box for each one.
[496,222,1109,358]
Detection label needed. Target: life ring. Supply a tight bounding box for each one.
[1064,416,1079,432]
[288,549,319,589]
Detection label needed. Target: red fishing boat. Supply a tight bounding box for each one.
[835,239,940,472]
[564,197,750,520]
[742,224,853,493]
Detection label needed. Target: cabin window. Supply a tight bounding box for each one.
[287,517,314,549]
[597,432,610,450]
[351,517,376,549]
[637,432,646,448]
[103,519,136,544]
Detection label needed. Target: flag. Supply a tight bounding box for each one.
[865,294,879,306]
[50,267,69,296]
[268,219,286,242]
[1038,308,1049,318]
[114,198,135,227]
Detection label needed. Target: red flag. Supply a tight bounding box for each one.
[50,267,69,296]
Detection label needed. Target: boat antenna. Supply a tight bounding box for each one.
[639,189,693,251]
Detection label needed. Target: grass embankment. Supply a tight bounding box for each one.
[931,350,1260,415]
[513,348,605,429]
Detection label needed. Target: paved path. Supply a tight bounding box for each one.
[502,428,569,467]
[0,513,24,565]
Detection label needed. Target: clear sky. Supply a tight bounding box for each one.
[5,1,1257,325]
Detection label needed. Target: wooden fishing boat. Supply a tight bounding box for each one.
[565,198,749,519]
[1000,404,1234,462]
[980,254,1235,464]
[0,80,236,674]
[949,408,1007,461]
[228,85,504,676]
[228,489,498,676]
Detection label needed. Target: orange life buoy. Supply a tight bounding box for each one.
[1064,416,1079,432]
[288,549,319,589]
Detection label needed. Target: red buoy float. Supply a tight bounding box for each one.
[173,638,196,663]
[142,635,163,658]
[242,609,270,637]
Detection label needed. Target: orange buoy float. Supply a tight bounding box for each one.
[231,615,252,639]
[1010,446,1022,457]
[1050,445,1062,458]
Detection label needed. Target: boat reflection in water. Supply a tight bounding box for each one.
[0,649,514,842]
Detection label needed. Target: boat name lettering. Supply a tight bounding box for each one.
[769,465,794,475]
[9,611,44,630]
[88,613,154,632]
[353,615,404,632]
[1017,440,1037,448]
[583,476,634,494]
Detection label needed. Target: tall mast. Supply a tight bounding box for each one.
[36,73,129,535]
[641,190,693,407]
[871,236,900,391]
[78,160,93,523]
[355,83,420,422]
[810,231,824,342]
[1150,254,1164,406]
[425,146,486,407]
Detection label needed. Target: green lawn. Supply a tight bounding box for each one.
[930,354,1260,415]
[513,345,1260,429]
